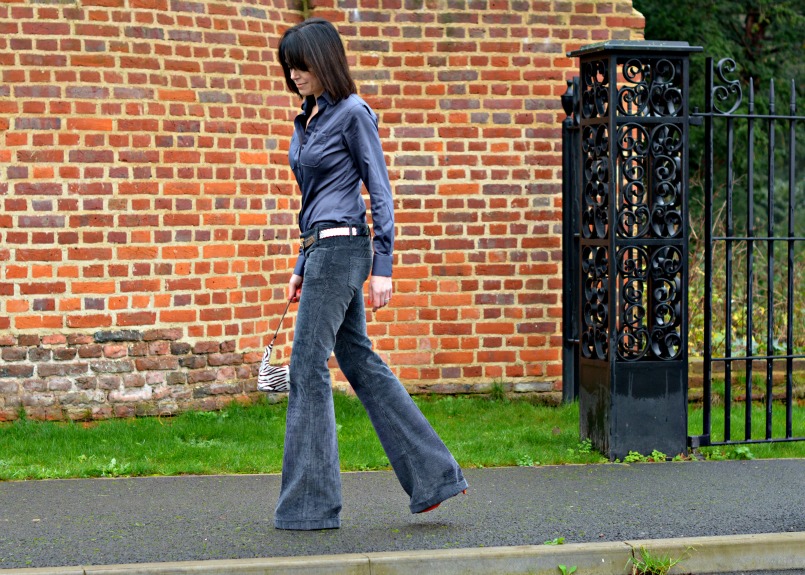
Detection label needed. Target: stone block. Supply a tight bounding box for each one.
[26,406,63,421]
[193,341,220,354]
[148,341,171,356]
[0,408,19,422]
[135,402,158,417]
[28,347,52,362]
[513,381,554,393]
[46,377,73,392]
[145,371,166,385]
[61,390,106,405]
[188,369,218,385]
[90,359,135,374]
[171,386,193,400]
[167,372,187,385]
[156,399,178,415]
[53,347,78,361]
[113,404,135,418]
[128,342,148,356]
[91,405,114,420]
[94,330,142,343]
[1,347,27,361]
[209,382,241,395]
[18,334,40,347]
[22,392,56,407]
[98,375,122,390]
[143,328,182,341]
[76,376,99,390]
[109,386,153,403]
[77,344,103,358]
[38,363,88,377]
[103,344,128,359]
[23,379,47,394]
[171,342,192,355]
[179,355,206,369]
[0,380,20,394]
[207,352,243,366]
[0,364,35,378]
[135,356,179,371]
[122,373,146,388]
[67,334,94,345]
[64,406,93,421]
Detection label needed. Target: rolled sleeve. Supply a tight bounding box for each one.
[344,103,395,277]
[293,247,305,277]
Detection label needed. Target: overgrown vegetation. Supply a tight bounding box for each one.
[633,0,805,359]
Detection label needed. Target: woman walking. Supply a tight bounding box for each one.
[275,17,468,531]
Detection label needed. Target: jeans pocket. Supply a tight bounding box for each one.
[303,248,327,280]
[348,256,372,291]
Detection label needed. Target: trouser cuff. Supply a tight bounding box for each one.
[274,517,341,531]
[410,478,469,514]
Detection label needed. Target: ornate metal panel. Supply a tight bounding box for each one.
[568,41,699,460]
[577,47,690,365]
[581,245,608,360]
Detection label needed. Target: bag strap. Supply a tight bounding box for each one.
[269,298,293,348]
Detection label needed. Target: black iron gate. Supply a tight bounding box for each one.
[690,57,805,447]
[562,43,805,457]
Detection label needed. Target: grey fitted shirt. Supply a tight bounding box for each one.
[290,92,394,278]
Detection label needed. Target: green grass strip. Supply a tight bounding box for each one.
[1,394,803,480]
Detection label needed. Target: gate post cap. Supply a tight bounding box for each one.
[568,40,703,58]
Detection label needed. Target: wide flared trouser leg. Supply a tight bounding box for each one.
[334,289,468,513]
[274,236,467,528]
[274,244,356,531]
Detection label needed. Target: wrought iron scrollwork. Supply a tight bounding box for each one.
[581,59,609,119]
[576,49,691,365]
[615,122,684,240]
[650,124,683,239]
[616,246,649,360]
[616,124,649,238]
[712,58,742,115]
[649,246,683,360]
[616,245,683,361]
[581,246,609,360]
[618,58,684,117]
[582,124,609,239]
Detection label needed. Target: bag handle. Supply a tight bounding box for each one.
[269,298,293,348]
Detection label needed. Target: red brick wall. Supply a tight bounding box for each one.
[0,0,644,420]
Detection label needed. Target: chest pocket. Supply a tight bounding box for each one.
[299,130,328,168]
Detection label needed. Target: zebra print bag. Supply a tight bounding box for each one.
[257,344,290,393]
[257,299,292,393]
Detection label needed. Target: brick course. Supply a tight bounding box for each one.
[0,0,644,420]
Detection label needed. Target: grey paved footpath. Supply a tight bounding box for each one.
[1,460,804,571]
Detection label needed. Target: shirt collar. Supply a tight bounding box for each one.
[301,92,335,114]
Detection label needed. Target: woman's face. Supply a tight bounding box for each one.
[289,68,323,99]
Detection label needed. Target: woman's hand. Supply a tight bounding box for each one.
[369,275,392,312]
[288,274,303,302]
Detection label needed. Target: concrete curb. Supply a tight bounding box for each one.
[2,532,804,575]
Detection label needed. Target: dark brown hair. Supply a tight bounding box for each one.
[278,18,357,102]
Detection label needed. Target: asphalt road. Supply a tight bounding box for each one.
[1,460,804,570]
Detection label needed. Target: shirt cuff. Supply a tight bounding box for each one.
[371,253,392,277]
[293,253,306,277]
